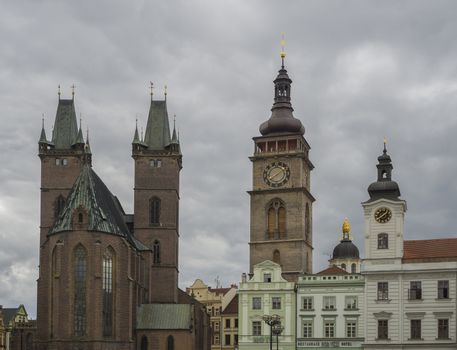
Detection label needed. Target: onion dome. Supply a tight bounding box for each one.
[259,46,305,136]
[367,140,401,201]
[332,218,360,260]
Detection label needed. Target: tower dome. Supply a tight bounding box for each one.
[332,218,360,260]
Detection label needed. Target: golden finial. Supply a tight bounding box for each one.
[280,32,286,68]
[164,84,168,99]
[150,81,154,100]
[341,217,351,240]
[383,136,387,153]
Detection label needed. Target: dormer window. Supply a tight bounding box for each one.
[263,273,272,283]
[377,233,389,249]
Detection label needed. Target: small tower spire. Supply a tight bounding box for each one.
[133,118,140,144]
[171,114,178,143]
[84,126,92,154]
[280,32,286,69]
[150,81,154,101]
[383,136,387,154]
[58,84,61,100]
[141,127,144,143]
[164,84,168,100]
[74,114,85,146]
[39,114,48,144]
[71,84,76,100]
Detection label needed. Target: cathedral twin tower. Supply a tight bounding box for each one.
[35,54,313,349]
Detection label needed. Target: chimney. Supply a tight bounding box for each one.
[241,273,247,283]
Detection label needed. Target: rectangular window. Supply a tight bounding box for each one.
[225,319,230,329]
[410,319,421,340]
[345,296,357,309]
[264,273,272,283]
[252,297,262,310]
[150,159,162,167]
[409,281,422,300]
[225,334,231,345]
[323,296,336,310]
[377,233,388,249]
[214,334,220,345]
[235,318,238,328]
[302,297,313,310]
[303,321,313,338]
[214,322,219,331]
[272,297,281,309]
[438,280,449,299]
[346,321,357,338]
[252,321,261,336]
[438,319,449,339]
[324,321,335,338]
[377,282,389,300]
[215,307,220,316]
[378,320,388,340]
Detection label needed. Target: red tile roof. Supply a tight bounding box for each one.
[208,287,231,296]
[222,295,238,315]
[403,238,457,261]
[317,265,348,275]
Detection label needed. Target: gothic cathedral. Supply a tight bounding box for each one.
[249,57,314,281]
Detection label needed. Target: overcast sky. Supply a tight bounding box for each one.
[1,0,457,317]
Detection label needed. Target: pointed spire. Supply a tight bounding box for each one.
[52,92,78,149]
[171,114,178,143]
[85,127,92,154]
[143,94,171,150]
[74,116,85,145]
[133,118,140,144]
[39,114,48,144]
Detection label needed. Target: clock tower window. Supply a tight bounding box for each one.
[377,233,388,249]
[266,199,286,240]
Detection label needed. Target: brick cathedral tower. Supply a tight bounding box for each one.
[249,51,315,281]
[132,91,182,303]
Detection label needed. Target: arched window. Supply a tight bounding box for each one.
[378,233,388,249]
[267,199,286,239]
[25,333,33,350]
[54,195,66,219]
[141,335,148,350]
[153,241,161,264]
[78,212,83,223]
[149,197,161,225]
[341,263,346,271]
[305,203,310,241]
[273,250,280,264]
[351,263,356,273]
[103,247,115,337]
[167,335,174,350]
[74,245,87,336]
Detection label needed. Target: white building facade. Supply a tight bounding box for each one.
[362,145,457,349]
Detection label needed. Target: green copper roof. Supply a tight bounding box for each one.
[51,99,78,149]
[143,100,171,150]
[136,304,192,330]
[39,125,48,144]
[74,126,85,145]
[50,165,131,237]
[132,124,140,144]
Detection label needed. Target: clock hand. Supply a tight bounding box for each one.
[270,171,283,180]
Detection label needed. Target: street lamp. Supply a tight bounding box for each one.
[262,314,282,350]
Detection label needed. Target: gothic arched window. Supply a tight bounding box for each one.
[103,247,115,337]
[167,335,174,350]
[74,245,87,336]
[149,197,161,225]
[378,233,388,249]
[267,199,286,239]
[141,335,148,350]
[273,250,280,264]
[54,195,66,220]
[153,240,161,264]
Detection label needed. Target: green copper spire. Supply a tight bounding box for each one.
[143,100,171,150]
[171,114,178,144]
[39,117,48,144]
[51,98,78,149]
[132,118,141,144]
[74,119,85,146]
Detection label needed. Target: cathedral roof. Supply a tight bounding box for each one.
[51,99,79,149]
[143,100,171,150]
[50,165,144,249]
[136,304,192,330]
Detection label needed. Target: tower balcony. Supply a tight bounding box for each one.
[254,137,309,157]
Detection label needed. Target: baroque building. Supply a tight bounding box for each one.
[35,90,209,350]
[249,54,314,281]
[362,144,457,349]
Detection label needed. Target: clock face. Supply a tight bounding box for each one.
[263,162,290,187]
[374,207,392,223]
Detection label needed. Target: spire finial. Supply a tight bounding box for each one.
[42,113,45,129]
[79,113,82,129]
[150,81,154,101]
[280,32,286,69]
[383,137,387,154]
[141,127,144,142]
[71,84,75,99]
[341,217,351,241]
[58,84,61,99]
[86,126,90,143]
[164,84,168,100]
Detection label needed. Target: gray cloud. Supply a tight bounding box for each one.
[1,0,457,317]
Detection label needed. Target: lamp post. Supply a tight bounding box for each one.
[272,322,284,350]
[262,314,281,350]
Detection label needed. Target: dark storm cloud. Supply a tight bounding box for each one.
[1,0,457,317]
